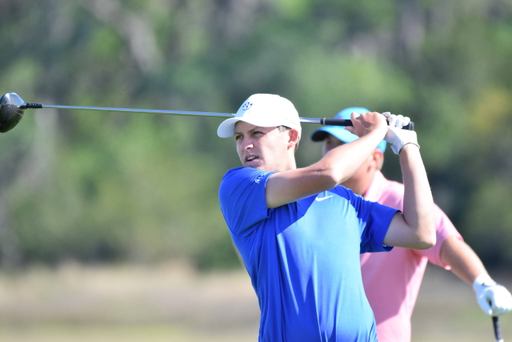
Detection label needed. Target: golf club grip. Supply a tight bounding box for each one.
[321,118,415,131]
[493,316,503,342]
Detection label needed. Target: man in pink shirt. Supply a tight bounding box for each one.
[311,107,512,342]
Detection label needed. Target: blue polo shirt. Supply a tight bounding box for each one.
[219,167,398,342]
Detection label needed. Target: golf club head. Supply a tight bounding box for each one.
[0,92,25,133]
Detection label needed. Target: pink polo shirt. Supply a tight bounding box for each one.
[361,171,462,342]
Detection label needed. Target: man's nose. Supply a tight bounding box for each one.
[243,138,254,149]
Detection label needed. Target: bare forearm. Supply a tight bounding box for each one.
[266,129,387,208]
[266,112,388,208]
[441,236,488,285]
[322,129,386,184]
[400,144,435,246]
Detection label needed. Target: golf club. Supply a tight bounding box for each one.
[0,92,414,133]
[493,316,503,342]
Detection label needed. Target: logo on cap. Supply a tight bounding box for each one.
[241,101,253,111]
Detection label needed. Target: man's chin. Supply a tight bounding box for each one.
[244,161,267,171]
[244,163,263,170]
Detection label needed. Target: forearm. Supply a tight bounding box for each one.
[441,236,488,285]
[266,111,387,208]
[321,129,386,184]
[444,236,512,316]
[266,129,386,208]
[400,144,435,246]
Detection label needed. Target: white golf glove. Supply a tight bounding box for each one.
[473,274,512,316]
[382,112,419,155]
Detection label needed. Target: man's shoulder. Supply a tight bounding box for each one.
[221,167,269,183]
[365,171,404,207]
[222,166,245,179]
[219,167,273,199]
[373,171,404,193]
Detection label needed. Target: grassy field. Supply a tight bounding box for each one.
[0,261,510,341]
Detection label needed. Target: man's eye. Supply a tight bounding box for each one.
[234,135,243,140]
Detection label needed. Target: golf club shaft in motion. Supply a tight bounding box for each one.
[0,92,414,133]
[493,316,503,342]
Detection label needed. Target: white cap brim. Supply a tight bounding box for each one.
[217,118,243,138]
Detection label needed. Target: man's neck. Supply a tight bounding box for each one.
[342,171,375,196]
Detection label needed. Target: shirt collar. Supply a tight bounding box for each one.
[363,170,387,201]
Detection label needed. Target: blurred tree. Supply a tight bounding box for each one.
[0,0,511,270]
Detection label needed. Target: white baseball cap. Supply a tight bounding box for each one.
[217,94,302,138]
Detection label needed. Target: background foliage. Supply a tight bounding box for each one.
[1,0,512,270]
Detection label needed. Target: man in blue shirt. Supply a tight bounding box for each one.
[217,94,435,341]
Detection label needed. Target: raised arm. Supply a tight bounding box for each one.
[382,143,436,249]
[266,112,387,208]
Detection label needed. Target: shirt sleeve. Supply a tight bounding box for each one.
[416,203,463,269]
[360,201,398,253]
[339,186,398,253]
[218,167,274,237]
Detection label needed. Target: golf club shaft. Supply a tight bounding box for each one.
[23,103,353,127]
[493,316,503,342]
[21,102,414,129]
[23,103,236,119]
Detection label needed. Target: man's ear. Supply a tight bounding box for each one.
[372,149,385,170]
[288,129,300,150]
